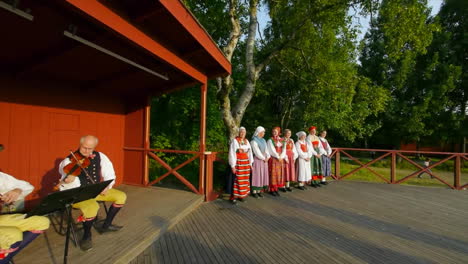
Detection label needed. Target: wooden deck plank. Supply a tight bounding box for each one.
[134,181,468,264]
[13,185,203,264]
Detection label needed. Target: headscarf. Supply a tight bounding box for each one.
[296,131,306,140]
[252,126,267,152]
[272,126,281,141]
[308,126,317,132]
[238,126,246,134]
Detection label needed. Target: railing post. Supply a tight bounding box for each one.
[205,152,218,201]
[199,83,207,194]
[143,96,151,186]
[454,155,461,190]
[391,152,396,184]
[335,150,340,179]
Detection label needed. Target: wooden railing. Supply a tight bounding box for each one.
[331,148,468,190]
[124,147,219,200]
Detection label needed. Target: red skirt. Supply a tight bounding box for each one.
[284,150,296,182]
[232,152,250,199]
[269,158,285,191]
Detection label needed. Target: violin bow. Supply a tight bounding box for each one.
[69,150,96,184]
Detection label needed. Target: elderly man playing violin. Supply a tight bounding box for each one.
[58,135,127,251]
[0,145,50,263]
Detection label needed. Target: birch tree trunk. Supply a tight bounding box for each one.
[217,0,282,139]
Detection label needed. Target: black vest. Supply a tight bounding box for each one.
[68,151,101,186]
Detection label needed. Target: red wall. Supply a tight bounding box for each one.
[0,78,128,203]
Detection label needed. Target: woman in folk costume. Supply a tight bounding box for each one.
[295,131,312,190]
[267,127,287,196]
[306,126,326,188]
[228,127,254,204]
[319,130,332,185]
[283,129,298,192]
[250,126,270,198]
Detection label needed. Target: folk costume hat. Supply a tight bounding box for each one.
[308,126,317,132]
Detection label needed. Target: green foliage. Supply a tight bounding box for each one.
[360,0,452,147]
[149,83,229,186]
[243,0,388,142]
[154,0,466,158]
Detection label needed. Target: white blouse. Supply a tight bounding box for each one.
[250,140,271,161]
[307,134,326,155]
[284,138,299,160]
[319,137,332,156]
[267,138,286,159]
[228,138,254,168]
[296,140,313,159]
[0,171,34,201]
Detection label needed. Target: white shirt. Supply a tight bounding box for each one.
[307,134,326,155]
[284,138,299,161]
[58,152,116,190]
[0,171,34,200]
[319,137,332,156]
[267,138,287,159]
[228,138,254,168]
[250,140,271,161]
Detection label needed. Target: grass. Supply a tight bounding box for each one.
[335,159,468,189]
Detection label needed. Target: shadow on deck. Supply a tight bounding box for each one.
[14,185,204,264]
[131,181,468,264]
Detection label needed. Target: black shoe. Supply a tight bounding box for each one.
[258,192,264,198]
[97,224,123,234]
[286,187,293,192]
[231,199,238,205]
[311,184,318,188]
[252,193,259,198]
[275,191,281,197]
[270,191,277,196]
[316,183,322,187]
[238,198,246,202]
[320,182,328,185]
[298,186,305,190]
[280,188,287,193]
[80,238,93,251]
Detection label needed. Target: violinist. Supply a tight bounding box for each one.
[0,145,50,263]
[58,135,127,251]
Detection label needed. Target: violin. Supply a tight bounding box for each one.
[54,150,95,191]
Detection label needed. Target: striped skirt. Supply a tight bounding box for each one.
[269,158,285,191]
[232,152,251,199]
[311,154,323,181]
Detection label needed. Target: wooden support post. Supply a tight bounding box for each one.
[199,83,207,195]
[454,155,461,190]
[391,152,396,184]
[205,152,218,201]
[143,97,151,186]
[335,151,340,179]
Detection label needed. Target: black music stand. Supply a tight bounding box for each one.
[27,180,112,264]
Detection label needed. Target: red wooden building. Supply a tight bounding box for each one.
[0,0,230,203]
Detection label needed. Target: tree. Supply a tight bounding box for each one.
[360,0,440,147]
[186,0,381,139]
[434,0,468,151]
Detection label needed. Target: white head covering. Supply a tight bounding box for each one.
[253,126,265,138]
[238,126,246,133]
[296,131,306,139]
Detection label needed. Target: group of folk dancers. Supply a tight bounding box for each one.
[228,126,332,204]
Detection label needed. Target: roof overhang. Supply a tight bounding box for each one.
[0,0,231,98]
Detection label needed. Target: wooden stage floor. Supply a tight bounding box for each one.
[13,185,204,264]
[131,181,468,264]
